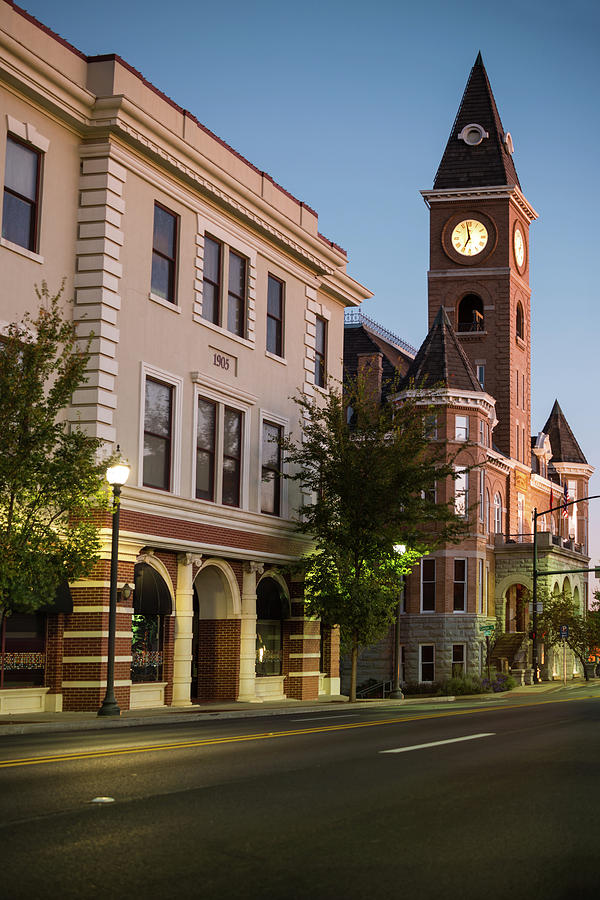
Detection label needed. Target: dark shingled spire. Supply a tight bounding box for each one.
[434,53,520,190]
[401,307,483,392]
[542,400,588,465]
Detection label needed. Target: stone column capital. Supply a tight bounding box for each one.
[243,561,264,576]
[179,552,203,567]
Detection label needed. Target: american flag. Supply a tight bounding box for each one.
[562,482,569,519]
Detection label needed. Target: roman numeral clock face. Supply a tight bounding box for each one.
[451,219,488,256]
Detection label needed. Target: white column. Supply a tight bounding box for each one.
[172,553,200,707]
[238,562,263,702]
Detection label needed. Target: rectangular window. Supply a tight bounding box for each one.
[196,394,245,507]
[522,373,525,407]
[227,250,246,337]
[143,378,173,490]
[516,424,520,461]
[2,135,41,251]
[196,397,217,501]
[453,559,467,612]
[421,558,436,612]
[485,563,490,615]
[478,558,484,614]
[203,235,221,325]
[568,480,577,538]
[516,370,519,407]
[479,469,485,522]
[479,420,485,446]
[455,415,469,441]
[202,235,248,337]
[452,644,466,677]
[151,203,178,302]
[261,421,283,515]
[420,644,435,683]
[454,467,468,517]
[266,275,284,357]
[222,406,242,506]
[476,364,485,389]
[517,493,525,541]
[424,413,438,440]
[315,315,327,388]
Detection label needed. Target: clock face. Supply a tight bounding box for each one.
[451,219,488,257]
[514,226,525,268]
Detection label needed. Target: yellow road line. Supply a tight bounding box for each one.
[1,693,598,770]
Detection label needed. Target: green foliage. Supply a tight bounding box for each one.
[538,588,600,677]
[282,373,467,698]
[0,283,110,616]
[439,674,485,695]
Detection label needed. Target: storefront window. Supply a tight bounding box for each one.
[0,613,46,687]
[255,577,288,677]
[131,614,163,683]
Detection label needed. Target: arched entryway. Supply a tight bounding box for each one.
[255,573,290,700]
[130,560,174,709]
[192,561,241,702]
[505,583,530,633]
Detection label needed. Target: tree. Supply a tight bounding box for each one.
[0,283,110,625]
[538,588,600,680]
[282,374,467,700]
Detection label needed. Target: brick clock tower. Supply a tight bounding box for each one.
[422,52,537,469]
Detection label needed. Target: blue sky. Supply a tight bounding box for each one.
[18,0,600,579]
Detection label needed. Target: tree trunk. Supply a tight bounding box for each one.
[349,631,359,702]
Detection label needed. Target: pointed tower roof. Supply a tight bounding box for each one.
[542,400,588,464]
[434,52,520,190]
[400,308,483,392]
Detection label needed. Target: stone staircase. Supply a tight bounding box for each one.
[490,632,528,672]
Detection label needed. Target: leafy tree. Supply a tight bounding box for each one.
[282,374,467,700]
[538,588,600,679]
[0,283,110,625]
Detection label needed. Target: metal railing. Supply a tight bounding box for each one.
[344,308,417,357]
[356,679,393,699]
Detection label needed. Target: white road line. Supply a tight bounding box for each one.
[380,733,495,754]
[291,714,360,722]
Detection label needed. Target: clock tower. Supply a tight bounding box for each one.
[421,52,537,465]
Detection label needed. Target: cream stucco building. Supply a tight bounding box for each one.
[0,0,370,714]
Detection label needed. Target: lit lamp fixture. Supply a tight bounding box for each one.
[390,544,406,700]
[98,448,130,717]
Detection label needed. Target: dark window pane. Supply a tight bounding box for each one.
[223,408,241,457]
[151,253,171,300]
[202,282,218,324]
[454,559,466,581]
[227,294,243,335]
[131,614,163,683]
[196,450,214,501]
[5,138,38,200]
[422,559,435,581]
[222,456,240,507]
[143,434,170,490]
[229,251,245,296]
[261,471,277,515]
[267,276,282,318]
[263,423,280,468]
[196,398,216,501]
[153,205,176,257]
[314,316,327,387]
[2,191,33,248]
[204,237,221,282]
[145,380,172,437]
[267,316,281,356]
[261,421,282,516]
[315,317,326,354]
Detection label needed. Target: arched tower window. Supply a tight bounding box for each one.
[516,302,524,340]
[457,294,484,332]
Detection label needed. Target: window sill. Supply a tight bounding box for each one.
[149,292,181,313]
[0,237,43,264]
[194,316,254,349]
[265,350,287,366]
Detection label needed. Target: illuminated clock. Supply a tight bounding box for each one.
[451,219,488,257]
[514,225,525,269]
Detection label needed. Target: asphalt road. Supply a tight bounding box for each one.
[1,692,599,899]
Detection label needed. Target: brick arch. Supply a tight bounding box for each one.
[257,570,290,615]
[194,558,241,619]
[495,572,533,606]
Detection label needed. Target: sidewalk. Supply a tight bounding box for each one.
[0,679,597,737]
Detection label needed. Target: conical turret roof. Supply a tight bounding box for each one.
[542,400,587,464]
[401,307,483,393]
[434,52,520,190]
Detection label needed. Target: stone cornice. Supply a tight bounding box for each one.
[552,461,595,479]
[421,185,538,222]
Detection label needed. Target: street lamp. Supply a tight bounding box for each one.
[390,544,406,700]
[98,448,130,717]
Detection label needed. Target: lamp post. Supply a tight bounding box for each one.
[390,544,406,699]
[98,451,130,717]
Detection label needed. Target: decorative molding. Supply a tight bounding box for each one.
[180,552,203,567]
[244,561,265,575]
[421,185,538,222]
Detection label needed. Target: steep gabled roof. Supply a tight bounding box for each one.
[434,52,520,190]
[542,400,588,465]
[344,321,413,400]
[400,308,483,393]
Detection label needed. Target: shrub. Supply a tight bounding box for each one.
[403,681,440,696]
[481,673,516,693]
[438,674,485,696]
